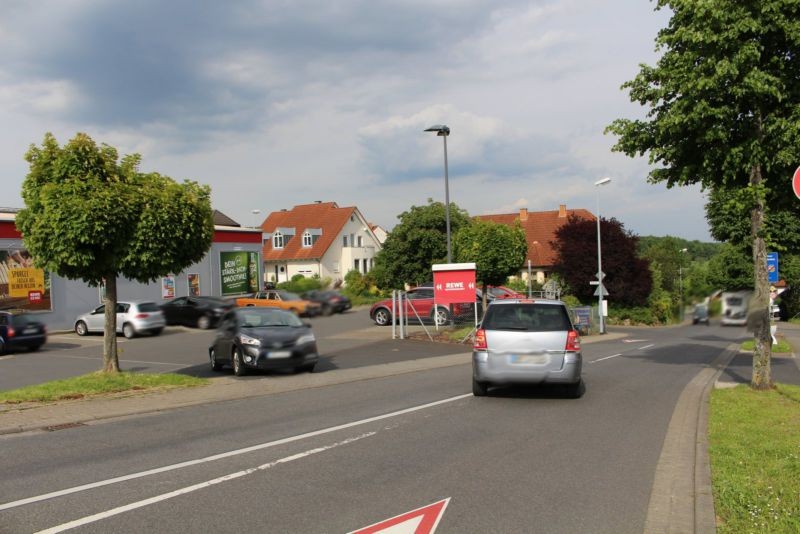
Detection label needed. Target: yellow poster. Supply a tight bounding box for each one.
[9,267,46,297]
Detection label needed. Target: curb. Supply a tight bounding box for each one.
[643,343,738,533]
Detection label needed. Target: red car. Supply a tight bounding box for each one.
[487,285,526,300]
[369,286,482,326]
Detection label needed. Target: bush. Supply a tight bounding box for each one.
[607,306,659,326]
[560,294,581,309]
[277,275,330,294]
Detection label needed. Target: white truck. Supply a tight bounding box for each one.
[720,290,752,326]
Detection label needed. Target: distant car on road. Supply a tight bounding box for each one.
[369,286,483,326]
[160,296,234,329]
[0,311,47,354]
[209,307,319,376]
[472,299,583,398]
[74,301,165,338]
[692,303,710,325]
[301,290,352,316]
[235,290,321,317]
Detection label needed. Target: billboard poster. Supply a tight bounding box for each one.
[0,249,52,312]
[162,275,175,299]
[188,273,201,296]
[220,251,260,296]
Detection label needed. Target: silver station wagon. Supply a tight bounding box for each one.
[472,299,583,398]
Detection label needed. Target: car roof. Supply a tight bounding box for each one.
[487,298,565,306]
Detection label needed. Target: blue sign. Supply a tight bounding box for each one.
[767,252,779,283]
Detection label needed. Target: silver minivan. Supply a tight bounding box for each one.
[75,301,165,338]
[472,299,583,397]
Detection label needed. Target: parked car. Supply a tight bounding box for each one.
[369,286,483,326]
[487,286,526,300]
[160,296,234,329]
[235,290,321,317]
[472,299,583,398]
[692,303,710,325]
[301,290,352,316]
[74,301,165,338]
[0,311,47,354]
[209,307,319,376]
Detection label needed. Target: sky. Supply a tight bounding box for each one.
[0,0,713,241]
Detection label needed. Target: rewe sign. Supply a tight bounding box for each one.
[432,263,476,305]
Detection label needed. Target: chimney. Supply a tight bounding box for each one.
[558,204,567,218]
[519,208,528,222]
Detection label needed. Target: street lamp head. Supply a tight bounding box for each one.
[594,177,612,186]
[251,209,261,215]
[680,248,688,253]
[424,124,450,136]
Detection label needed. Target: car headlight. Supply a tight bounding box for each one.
[296,334,316,345]
[240,334,261,346]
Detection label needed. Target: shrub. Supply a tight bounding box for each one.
[277,275,330,294]
[607,306,658,326]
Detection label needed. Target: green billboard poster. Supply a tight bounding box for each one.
[220,251,260,296]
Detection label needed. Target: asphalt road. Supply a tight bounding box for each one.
[0,308,466,391]
[0,322,747,533]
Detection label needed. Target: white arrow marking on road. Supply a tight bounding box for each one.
[622,339,648,343]
[349,498,450,534]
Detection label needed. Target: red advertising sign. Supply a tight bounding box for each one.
[28,290,42,303]
[432,263,476,305]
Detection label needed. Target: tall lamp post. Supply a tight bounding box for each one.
[424,125,452,263]
[595,177,612,334]
[251,209,261,228]
[679,248,688,322]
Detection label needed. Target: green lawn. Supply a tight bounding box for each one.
[709,384,800,533]
[740,338,792,353]
[0,372,208,404]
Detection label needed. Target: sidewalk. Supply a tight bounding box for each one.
[716,321,800,387]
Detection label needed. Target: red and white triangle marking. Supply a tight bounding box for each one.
[349,498,450,534]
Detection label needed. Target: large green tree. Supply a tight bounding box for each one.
[607,1,800,389]
[17,133,214,372]
[373,199,472,288]
[453,219,528,310]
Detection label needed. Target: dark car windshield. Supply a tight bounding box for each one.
[10,314,42,326]
[237,309,304,328]
[137,302,161,312]
[482,303,572,332]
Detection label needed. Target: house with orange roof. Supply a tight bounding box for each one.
[260,201,382,284]
[478,204,595,284]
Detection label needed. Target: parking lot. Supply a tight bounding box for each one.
[0,307,469,391]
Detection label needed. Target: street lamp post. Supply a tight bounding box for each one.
[595,177,612,334]
[424,125,452,263]
[679,248,688,322]
[251,209,261,228]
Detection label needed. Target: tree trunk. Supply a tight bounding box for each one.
[481,282,489,321]
[749,163,772,390]
[102,276,120,373]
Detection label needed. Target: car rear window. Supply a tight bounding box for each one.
[482,303,572,332]
[10,314,41,326]
[137,302,161,312]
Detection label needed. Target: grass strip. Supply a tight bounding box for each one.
[740,338,792,353]
[0,372,208,404]
[709,384,800,533]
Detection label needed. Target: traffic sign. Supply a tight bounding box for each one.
[767,252,779,284]
[596,270,606,280]
[349,498,450,534]
[794,166,800,200]
[593,283,609,297]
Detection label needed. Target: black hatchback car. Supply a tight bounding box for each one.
[209,307,319,376]
[301,290,352,316]
[161,296,234,329]
[0,311,47,354]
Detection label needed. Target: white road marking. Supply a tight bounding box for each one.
[590,353,622,363]
[36,354,184,367]
[35,433,375,534]
[640,344,655,350]
[0,355,15,361]
[0,393,472,512]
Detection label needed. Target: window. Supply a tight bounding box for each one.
[333,262,340,273]
[302,231,312,247]
[357,235,363,247]
[354,259,360,272]
[343,235,348,247]
[350,233,355,246]
[273,231,284,249]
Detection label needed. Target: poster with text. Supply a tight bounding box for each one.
[162,275,175,299]
[220,251,260,295]
[188,273,201,296]
[0,249,52,311]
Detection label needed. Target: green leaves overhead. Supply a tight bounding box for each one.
[453,219,527,288]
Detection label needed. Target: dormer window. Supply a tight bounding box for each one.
[302,231,312,247]
[273,231,284,249]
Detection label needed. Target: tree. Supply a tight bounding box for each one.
[17,133,213,372]
[453,219,528,310]
[373,199,472,288]
[706,243,754,292]
[606,1,800,389]
[552,215,652,307]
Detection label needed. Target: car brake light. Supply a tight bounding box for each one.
[135,313,149,319]
[473,328,487,350]
[566,330,581,352]
[7,326,15,338]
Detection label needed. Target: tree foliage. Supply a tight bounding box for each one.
[17,133,213,372]
[453,219,527,309]
[373,199,472,288]
[706,243,754,292]
[552,215,652,307]
[606,1,800,389]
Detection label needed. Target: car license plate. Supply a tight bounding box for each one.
[23,327,38,335]
[266,351,291,359]
[510,354,546,364]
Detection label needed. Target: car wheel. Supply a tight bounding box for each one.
[209,348,223,372]
[373,308,392,326]
[472,377,489,397]
[0,339,5,355]
[246,304,255,307]
[232,347,247,376]
[151,328,163,336]
[197,315,211,330]
[296,363,316,373]
[75,321,88,336]
[289,308,299,315]
[564,380,585,399]
[322,304,333,317]
[123,323,136,339]
[28,345,42,352]
[432,307,449,326]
